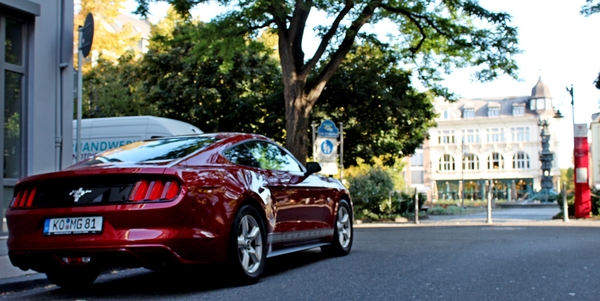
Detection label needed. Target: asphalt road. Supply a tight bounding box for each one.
[2,225,600,300]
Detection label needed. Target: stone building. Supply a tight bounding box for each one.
[406,77,562,202]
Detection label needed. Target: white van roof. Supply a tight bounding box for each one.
[73,116,203,136]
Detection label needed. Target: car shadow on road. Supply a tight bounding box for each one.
[22,249,329,299]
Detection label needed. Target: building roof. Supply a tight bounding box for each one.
[456,96,535,118]
[435,95,556,120]
[531,76,551,99]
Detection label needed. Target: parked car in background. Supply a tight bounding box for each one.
[7,133,353,287]
[72,116,202,163]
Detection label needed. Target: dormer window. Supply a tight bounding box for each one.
[463,108,475,118]
[530,98,548,110]
[536,98,546,110]
[488,106,500,117]
[512,105,525,116]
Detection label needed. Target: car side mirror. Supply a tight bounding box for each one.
[305,162,322,177]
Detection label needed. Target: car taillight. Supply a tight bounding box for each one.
[11,187,37,208]
[129,180,181,202]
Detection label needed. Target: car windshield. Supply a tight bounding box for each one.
[85,136,219,164]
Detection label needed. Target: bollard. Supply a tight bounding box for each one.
[414,188,420,225]
[486,185,492,224]
[562,181,569,222]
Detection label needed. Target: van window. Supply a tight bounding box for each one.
[85,136,219,164]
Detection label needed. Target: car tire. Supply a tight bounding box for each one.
[321,199,353,257]
[227,204,267,284]
[46,267,100,289]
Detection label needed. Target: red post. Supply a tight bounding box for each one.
[573,123,591,218]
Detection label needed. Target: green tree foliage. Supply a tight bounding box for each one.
[313,41,436,166]
[150,5,189,40]
[80,53,155,118]
[132,0,521,165]
[138,21,285,138]
[581,0,600,16]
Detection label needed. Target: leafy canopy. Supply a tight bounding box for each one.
[138,20,285,138]
[132,0,520,97]
[131,0,520,165]
[79,53,156,118]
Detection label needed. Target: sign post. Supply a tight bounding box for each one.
[76,13,94,162]
[315,120,340,175]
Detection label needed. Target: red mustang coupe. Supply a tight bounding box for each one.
[6,133,353,287]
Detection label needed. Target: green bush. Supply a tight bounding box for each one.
[428,206,466,215]
[592,187,600,216]
[556,191,575,216]
[348,166,394,219]
[348,166,425,220]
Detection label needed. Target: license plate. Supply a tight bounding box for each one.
[43,216,103,235]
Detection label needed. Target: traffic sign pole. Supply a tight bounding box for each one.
[76,26,83,162]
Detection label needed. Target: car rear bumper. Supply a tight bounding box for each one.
[6,203,230,272]
[8,228,226,271]
[8,245,183,272]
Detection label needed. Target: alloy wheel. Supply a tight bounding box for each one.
[236,214,263,274]
[337,206,352,249]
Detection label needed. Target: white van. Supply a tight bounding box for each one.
[72,116,202,163]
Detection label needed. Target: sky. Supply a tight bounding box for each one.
[124,0,600,168]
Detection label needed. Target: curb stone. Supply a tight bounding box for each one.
[0,273,50,295]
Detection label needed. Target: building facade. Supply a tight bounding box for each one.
[1,0,74,233]
[407,78,562,202]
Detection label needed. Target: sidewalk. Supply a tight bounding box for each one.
[355,206,600,228]
[0,236,36,280]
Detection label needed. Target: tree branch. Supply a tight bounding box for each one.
[289,0,313,73]
[270,1,289,38]
[301,0,354,78]
[230,19,275,36]
[380,4,425,53]
[381,4,470,49]
[306,0,381,106]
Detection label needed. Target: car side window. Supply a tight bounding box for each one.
[248,141,303,172]
[222,143,260,168]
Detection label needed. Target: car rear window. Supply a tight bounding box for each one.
[85,136,219,164]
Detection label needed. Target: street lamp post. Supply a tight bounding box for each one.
[461,138,465,208]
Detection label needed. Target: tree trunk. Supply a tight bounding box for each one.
[284,81,311,166]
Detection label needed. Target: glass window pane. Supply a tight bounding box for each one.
[86,136,219,164]
[410,153,424,166]
[223,143,260,168]
[5,18,24,65]
[250,142,303,172]
[4,71,23,178]
[411,171,424,184]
